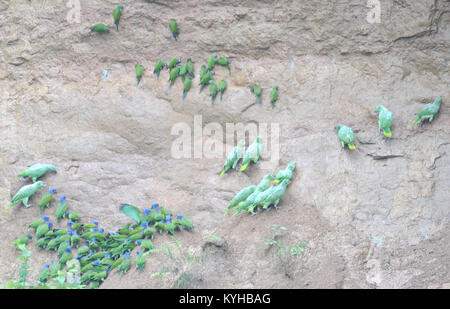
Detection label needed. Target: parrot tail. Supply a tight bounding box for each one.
[182,92,187,100]
[240,163,249,171]
[137,77,141,86]
[116,22,119,31]
[211,96,216,105]
[172,33,177,40]
[273,179,280,184]
[383,129,392,138]
[413,118,421,124]
[348,144,356,150]
[257,97,262,104]
[220,93,223,101]
[220,170,226,177]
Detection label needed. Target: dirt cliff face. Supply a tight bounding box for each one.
[0,0,449,288]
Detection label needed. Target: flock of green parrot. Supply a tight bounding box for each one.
[9,164,193,288]
[7,3,444,289]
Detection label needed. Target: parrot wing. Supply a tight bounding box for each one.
[120,204,144,224]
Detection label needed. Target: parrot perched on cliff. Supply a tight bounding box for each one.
[113,5,123,31]
[182,77,192,100]
[40,188,56,212]
[36,222,53,239]
[90,23,110,33]
[29,215,49,230]
[135,251,146,271]
[209,81,218,104]
[186,58,195,79]
[413,97,441,124]
[199,65,207,80]
[57,240,71,259]
[218,79,227,101]
[220,139,245,177]
[216,56,231,74]
[117,252,131,274]
[139,239,153,251]
[273,162,295,184]
[251,86,262,104]
[335,124,356,150]
[240,136,263,171]
[232,174,275,216]
[260,179,291,210]
[56,195,68,223]
[207,54,216,71]
[9,181,46,210]
[169,19,179,40]
[12,235,32,248]
[168,57,181,70]
[153,60,167,79]
[174,215,194,230]
[168,66,181,88]
[270,86,278,108]
[179,62,188,81]
[375,105,393,137]
[59,246,73,268]
[18,164,56,182]
[135,63,144,86]
[224,185,256,216]
[38,264,50,283]
[199,71,214,93]
[120,204,146,224]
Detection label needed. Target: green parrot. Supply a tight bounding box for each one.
[110,256,124,270]
[199,65,207,80]
[70,232,80,248]
[220,139,245,177]
[89,281,100,289]
[375,105,393,138]
[273,162,296,184]
[224,185,256,216]
[57,240,71,259]
[186,58,195,78]
[182,77,192,100]
[39,188,56,212]
[169,66,181,88]
[11,235,32,248]
[168,57,181,70]
[38,264,50,283]
[136,251,146,271]
[169,19,179,40]
[59,247,73,268]
[90,23,110,33]
[35,237,49,249]
[117,252,131,274]
[270,86,278,108]
[113,5,123,31]
[199,71,214,93]
[135,63,144,86]
[139,239,153,251]
[92,270,108,282]
[56,195,68,223]
[209,81,218,104]
[28,215,49,230]
[77,245,90,258]
[260,179,291,210]
[18,164,56,182]
[232,174,274,216]
[240,136,263,171]
[335,124,356,150]
[9,181,46,210]
[119,204,146,224]
[216,56,231,74]
[207,54,216,71]
[80,271,94,283]
[413,97,441,124]
[179,62,188,81]
[250,86,262,104]
[153,60,167,79]
[218,79,227,101]
[174,215,194,230]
